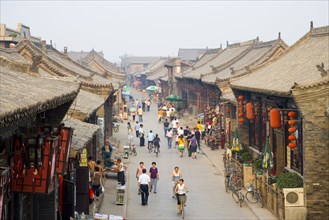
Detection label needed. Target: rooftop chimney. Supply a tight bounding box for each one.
[310,21,314,30]
[41,40,47,54]
[64,46,68,58]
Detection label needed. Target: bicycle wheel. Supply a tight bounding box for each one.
[148,143,152,153]
[155,147,159,157]
[114,127,119,133]
[232,189,244,207]
[133,149,137,156]
[246,191,258,203]
[257,193,264,208]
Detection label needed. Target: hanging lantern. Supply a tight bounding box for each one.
[238,118,245,123]
[270,109,281,128]
[238,95,244,100]
[225,107,230,113]
[288,135,296,141]
[238,106,243,111]
[238,113,244,117]
[238,101,243,106]
[288,127,297,133]
[288,120,296,125]
[246,103,255,120]
[288,111,297,118]
[288,142,296,149]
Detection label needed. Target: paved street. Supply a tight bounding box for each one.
[123,90,259,219]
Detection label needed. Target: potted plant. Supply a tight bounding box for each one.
[277,172,303,189]
[253,158,263,175]
[241,152,253,166]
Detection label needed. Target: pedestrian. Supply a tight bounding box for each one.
[195,128,201,152]
[142,100,146,112]
[163,118,169,137]
[157,108,163,123]
[101,140,113,167]
[138,168,151,206]
[183,126,190,138]
[186,132,193,157]
[96,160,105,182]
[137,106,143,122]
[134,121,140,137]
[146,99,151,111]
[146,130,155,149]
[189,134,198,159]
[166,128,173,149]
[116,158,125,186]
[127,122,133,134]
[135,99,139,108]
[178,135,185,158]
[139,124,145,146]
[172,166,183,198]
[119,108,123,122]
[131,110,136,121]
[136,162,145,195]
[153,134,160,153]
[87,156,96,179]
[92,166,103,200]
[149,162,159,193]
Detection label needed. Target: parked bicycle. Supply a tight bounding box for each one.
[245,182,263,208]
[224,169,244,207]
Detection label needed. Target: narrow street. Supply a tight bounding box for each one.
[124,89,258,219]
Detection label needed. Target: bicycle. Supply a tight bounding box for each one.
[154,145,159,157]
[112,122,120,133]
[230,173,244,207]
[245,182,263,208]
[148,141,154,153]
[130,144,137,156]
[178,194,187,219]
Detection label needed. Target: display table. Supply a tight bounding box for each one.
[115,184,126,205]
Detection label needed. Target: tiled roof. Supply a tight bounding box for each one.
[0,48,31,65]
[179,49,220,79]
[183,42,253,80]
[69,89,105,119]
[63,118,99,157]
[124,56,162,64]
[202,39,286,84]
[230,26,329,96]
[178,48,207,61]
[68,51,104,62]
[0,64,80,127]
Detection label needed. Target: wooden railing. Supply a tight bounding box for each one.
[256,175,285,219]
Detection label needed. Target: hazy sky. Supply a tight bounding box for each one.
[1,1,328,63]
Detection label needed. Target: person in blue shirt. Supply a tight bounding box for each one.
[102,140,113,167]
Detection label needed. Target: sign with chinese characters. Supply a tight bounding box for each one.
[79,148,88,167]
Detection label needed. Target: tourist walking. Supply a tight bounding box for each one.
[189,134,198,159]
[138,168,151,206]
[137,106,143,122]
[139,124,145,146]
[166,128,173,149]
[92,166,103,200]
[153,134,161,153]
[172,166,183,198]
[195,128,201,152]
[149,162,159,193]
[146,99,151,111]
[136,162,145,195]
[163,119,169,137]
[131,110,136,121]
[127,122,133,134]
[88,156,96,180]
[134,121,140,137]
[178,135,185,158]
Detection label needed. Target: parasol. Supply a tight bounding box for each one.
[130,107,137,112]
[165,94,183,102]
[262,137,274,170]
[162,106,168,110]
[231,127,241,151]
[146,85,158,91]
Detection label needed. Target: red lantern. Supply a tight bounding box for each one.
[288,111,297,118]
[288,135,296,141]
[246,103,255,120]
[288,143,296,149]
[288,120,296,125]
[270,109,281,128]
[288,127,297,133]
[239,118,245,123]
[238,113,244,117]
[238,106,243,111]
[238,95,244,100]
[238,101,243,106]
[225,107,230,113]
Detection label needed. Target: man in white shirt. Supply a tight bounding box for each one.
[147,130,155,149]
[138,168,151,205]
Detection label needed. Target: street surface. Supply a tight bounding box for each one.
[124,89,258,219]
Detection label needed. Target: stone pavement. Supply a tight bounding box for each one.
[180,115,277,220]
